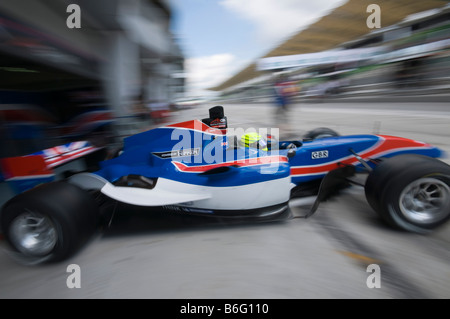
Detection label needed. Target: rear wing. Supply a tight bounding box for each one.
[0,141,104,194]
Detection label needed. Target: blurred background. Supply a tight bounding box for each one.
[0,0,450,299]
[0,0,184,160]
[212,1,450,104]
[0,0,449,159]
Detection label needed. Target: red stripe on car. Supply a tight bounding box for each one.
[173,155,288,173]
[291,136,429,176]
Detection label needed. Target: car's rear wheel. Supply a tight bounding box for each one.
[365,154,450,233]
[1,182,99,264]
[9,210,58,258]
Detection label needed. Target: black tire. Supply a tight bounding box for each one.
[1,182,99,264]
[303,127,339,141]
[365,154,450,233]
[365,154,438,214]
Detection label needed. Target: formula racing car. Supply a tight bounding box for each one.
[1,106,450,264]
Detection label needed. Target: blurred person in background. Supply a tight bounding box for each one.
[272,75,298,137]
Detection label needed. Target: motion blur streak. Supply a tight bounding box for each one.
[0,0,449,299]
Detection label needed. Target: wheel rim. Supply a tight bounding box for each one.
[9,210,57,257]
[399,177,450,225]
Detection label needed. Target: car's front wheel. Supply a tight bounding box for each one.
[365,155,450,233]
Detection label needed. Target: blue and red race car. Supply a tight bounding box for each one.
[1,106,449,264]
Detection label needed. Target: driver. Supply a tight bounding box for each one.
[240,132,268,151]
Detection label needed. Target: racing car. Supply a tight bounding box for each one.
[1,105,449,264]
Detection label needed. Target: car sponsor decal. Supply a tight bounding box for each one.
[311,150,329,159]
[153,148,200,159]
[162,205,214,214]
[209,118,227,129]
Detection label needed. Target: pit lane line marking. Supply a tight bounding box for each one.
[338,251,382,265]
[307,206,431,299]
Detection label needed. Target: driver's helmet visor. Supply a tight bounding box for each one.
[241,133,268,151]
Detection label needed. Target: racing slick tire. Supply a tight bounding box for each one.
[365,154,450,233]
[364,154,435,214]
[1,181,99,264]
[303,127,339,141]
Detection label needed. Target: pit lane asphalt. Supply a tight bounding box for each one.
[0,101,449,299]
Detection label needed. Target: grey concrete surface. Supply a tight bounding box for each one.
[0,101,449,299]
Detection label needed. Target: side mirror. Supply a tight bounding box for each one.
[287,148,296,158]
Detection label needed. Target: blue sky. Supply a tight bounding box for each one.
[168,0,348,97]
[170,0,257,59]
